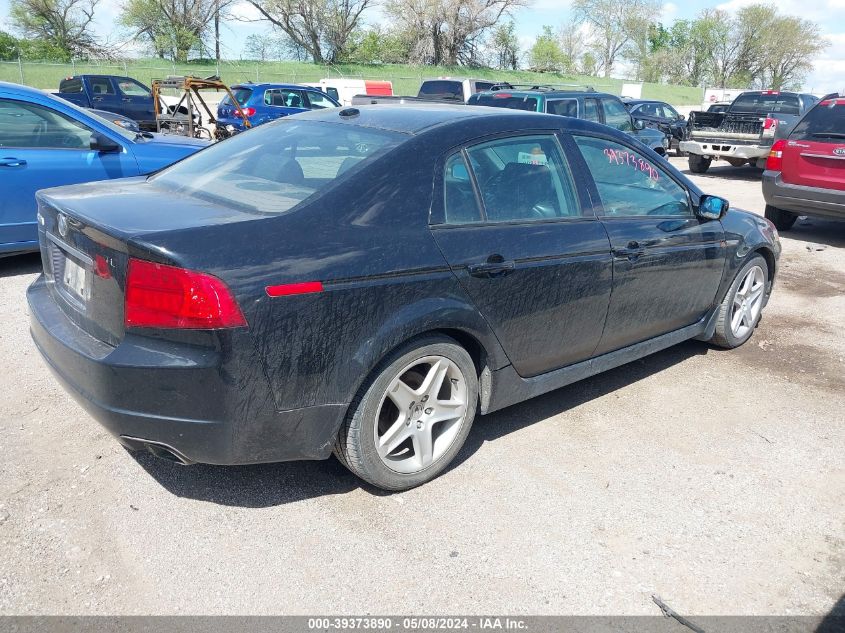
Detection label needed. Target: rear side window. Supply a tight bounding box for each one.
[547,99,577,117]
[89,77,115,95]
[265,89,305,108]
[583,98,600,122]
[454,135,580,223]
[731,93,800,115]
[418,81,463,100]
[60,78,83,93]
[151,121,405,215]
[443,153,481,224]
[574,135,690,217]
[471,94,538,112]
[790,100,845,141]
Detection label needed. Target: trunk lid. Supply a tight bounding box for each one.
[782,98,845,190]
[36,177,264,346]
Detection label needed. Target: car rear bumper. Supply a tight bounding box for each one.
[680,140,769,161]
[27,275,346,465]
[762,171,845,219]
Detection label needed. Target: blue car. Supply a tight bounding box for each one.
[0,82,209,257]
[216,83,340,132]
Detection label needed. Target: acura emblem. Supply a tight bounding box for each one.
[57,213,68,237]
[834,148,845,156]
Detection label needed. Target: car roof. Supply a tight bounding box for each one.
[289,103,636,139]
[231,83,322,91]
[475,89,614,99]
[0,81,56,98]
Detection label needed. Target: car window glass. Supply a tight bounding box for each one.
[152,120,404,215]
[220,88,252,107]
[464,135,580,222]
[265,89,305,108]
[664,104,680,119]
[601,98,632,132]
[118,79,150,96]
[790,99,845,141]
[574,135,691,217]
[306,91,337,110]
[583,98,600,122]
[0,99,93,149]
[443,153,481,224]
[60,78,83,93]
[547,99,577,117]
[470,94,539,112]
[89,77,115,96]
[731,93,800,115]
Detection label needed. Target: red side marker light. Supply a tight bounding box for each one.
[94,254,111,279]
[265,281,323,297]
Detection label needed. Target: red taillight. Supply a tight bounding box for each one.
[125,258,247,329]
[766,139,787,172]
[242,107,255,117]
[493,93,512,99]
[763,117,777,129]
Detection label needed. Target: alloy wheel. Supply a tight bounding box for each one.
[730,265,765,339]
[373,356,468,474]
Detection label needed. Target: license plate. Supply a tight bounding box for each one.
[62,256,88,301]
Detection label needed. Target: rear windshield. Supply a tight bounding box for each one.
[151,120,405,214]
[220,88,253,107]
[730,93,800,115]
[418,81,464,101]
[471,94,539,112]
[790,100,845,141]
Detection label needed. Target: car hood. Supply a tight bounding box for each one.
[137,133,210,149]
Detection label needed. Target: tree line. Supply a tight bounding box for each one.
[0,0,828,90]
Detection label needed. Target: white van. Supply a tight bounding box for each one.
[303,79,393,106]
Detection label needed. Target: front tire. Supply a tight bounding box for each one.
[764,205,797,231]
[335,335,478,491]
[710,255,769,349]
[688,154,711,173]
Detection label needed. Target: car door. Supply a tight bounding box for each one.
[114,77,154,126]
[571,133,726,355]
[86,76,122,114]
[0,98,139,249]
[430,133,613,377]
[264,88,308,119]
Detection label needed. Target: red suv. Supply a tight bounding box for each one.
[763,95,845,229]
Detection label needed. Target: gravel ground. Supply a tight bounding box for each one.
[0,157,843,616]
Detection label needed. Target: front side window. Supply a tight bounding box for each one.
[574,135,691,217]
[547,99,577,117]
[118,79,151,97]
[459,135,580,223]
[0,99,93,150]
[306,91,338,110]
[152,120,404,215]
[601,98,633,132]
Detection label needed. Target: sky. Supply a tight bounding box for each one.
[1,0,844,93]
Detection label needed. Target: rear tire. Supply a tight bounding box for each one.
[688,154,711,173]
[334,335,478,491]
[764,204,797,231]
[710,255,769,349]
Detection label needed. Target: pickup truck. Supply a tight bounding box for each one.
[56,75,156,131]
[680,90,819,173]
[0,81,208,256]
[351,78,499,105]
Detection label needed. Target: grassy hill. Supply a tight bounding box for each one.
[0,58,704,105]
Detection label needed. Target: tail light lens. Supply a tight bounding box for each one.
[762,117,778,137]
[242,107,256,117]
[125,258,247,329]
[766,139,787,172]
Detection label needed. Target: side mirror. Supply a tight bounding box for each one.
[678,114,686,121]
[697,195,729,220]
[90,133,121,153]
[633,118,645,130]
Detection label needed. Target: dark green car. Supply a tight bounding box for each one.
[468,87,671,156]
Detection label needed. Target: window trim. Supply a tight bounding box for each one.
[569,131,695,220]
[431,130,594,228]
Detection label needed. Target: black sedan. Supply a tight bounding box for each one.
[624,99,688,155]
[28,105,781,490]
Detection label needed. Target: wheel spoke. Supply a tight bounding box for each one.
[429,399,466,425]
[386,377,417,411]
[378,415,411,456]
[731,307,744,333]
[413,428,434,468]
[419,359,449,399]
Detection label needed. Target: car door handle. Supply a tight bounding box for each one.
[468,257,515,278]
[92,96,104,102]
[0,157,26,167]
[122,97,132,102]
[612,241,646,260]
